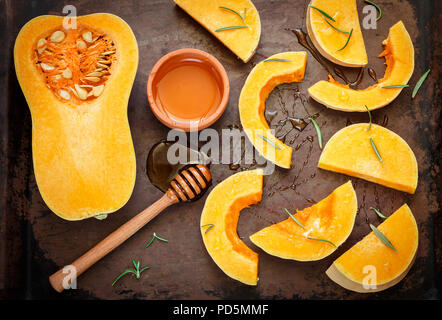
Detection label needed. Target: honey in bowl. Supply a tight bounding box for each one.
[148,48,229,132]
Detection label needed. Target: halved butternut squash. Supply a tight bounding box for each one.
[307,0,367,67]
[250,181,357,261]
[318,123,418,194]
[174,0,261,63]
[308,21,414,111]
[14,14,138,220]
[200,169,263,285]
[239,52,307,168]
[327,204,418,293]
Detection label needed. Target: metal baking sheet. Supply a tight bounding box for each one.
[0,0,440,299]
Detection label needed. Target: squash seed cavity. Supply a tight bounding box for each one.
[34,25,116,103]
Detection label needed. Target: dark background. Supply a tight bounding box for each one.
[0,0,440,299]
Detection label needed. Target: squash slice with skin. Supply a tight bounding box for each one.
[200,169,263,285]
[309,21,414,111]
[250,181,357,261]
[239,52,307,169]
[14,14,138,220]
[173,0,261,62]
[318,123,418,194]
[307,0,367,67]
[327,204,418,293]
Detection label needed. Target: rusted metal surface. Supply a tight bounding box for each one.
[0,0,440,299]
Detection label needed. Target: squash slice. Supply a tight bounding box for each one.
[239,52,307,168]
[327,204,418,293]
[250,181,357,261]
[200,169,263,285]
[308,21,414,111]
[14,14,138,220]
[307,0,367,67]
[174,0,261,62]
[318,123,418,194]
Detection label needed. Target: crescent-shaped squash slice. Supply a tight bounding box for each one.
[327,204,418,293]
[308,21,414,111]
[239,52,307,168]
[307,0,367,67]
[200,169,263,285]
[250,181,357,261]
[14,14,138,220]
[173,0,261,62]
[318,123,418,194]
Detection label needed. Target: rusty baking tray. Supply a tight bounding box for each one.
[0,0,440,299]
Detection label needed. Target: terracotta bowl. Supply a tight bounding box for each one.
[147,48,230,132]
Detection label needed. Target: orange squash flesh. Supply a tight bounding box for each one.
[327,204,418,292]
[307,0,367,67]
[14,14,138,220]
[200,169,263,285]
[308,21,414,111]
[250,181,357,261]
[318,123,418,194]
[173,0,261,62]
[239,52,307,168]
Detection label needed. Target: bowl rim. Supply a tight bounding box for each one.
[147,48,230,132]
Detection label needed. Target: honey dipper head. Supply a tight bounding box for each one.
[169,165,212,202]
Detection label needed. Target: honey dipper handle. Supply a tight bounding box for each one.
[49,190,179,293]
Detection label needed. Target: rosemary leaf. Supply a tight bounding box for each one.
[370,207,388,219]
[263,58,293,63]
[145,232,169,248]
[201,224,215,234]
[257,134,282,150]
[370,137,384,164]
[219,6,246,24]
[336,28,353,52]
[284,208,305,229]
[309,5,335,21]
[364,0,382,21]
[215,26,247,32]
[412,69,430,98]
[324,18,349,34]
[370,224,398,253]
[381,85,409,88]
[365,105,372,131]
[307,237,337,248]
[154,233,169,242]
[112,269,136,286]
[309,118,322,149]
[112,260,150,286]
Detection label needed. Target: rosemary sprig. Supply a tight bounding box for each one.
[309,5,335,21]
[336,28,353,52]
[412,69,430,98]
[307,237,337,248]
[263,58,293,63]
[370,207,387,219]
[381,84,409,88]
[324,18,349,34]
[284,208,305,229]
[364,0,382,21]
[112,259,150,286]
[365,105,372,131]
[370,224,398,253]
[215,26,247,32]
[219,6,247,24]
[145,232,169,248]
[201,224,215,234]
[370,137,384,164]
[243,8,247,21]
[309,118,322,149]
[257,134,282,150]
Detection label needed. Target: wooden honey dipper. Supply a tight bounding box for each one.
[49,164,211,292]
